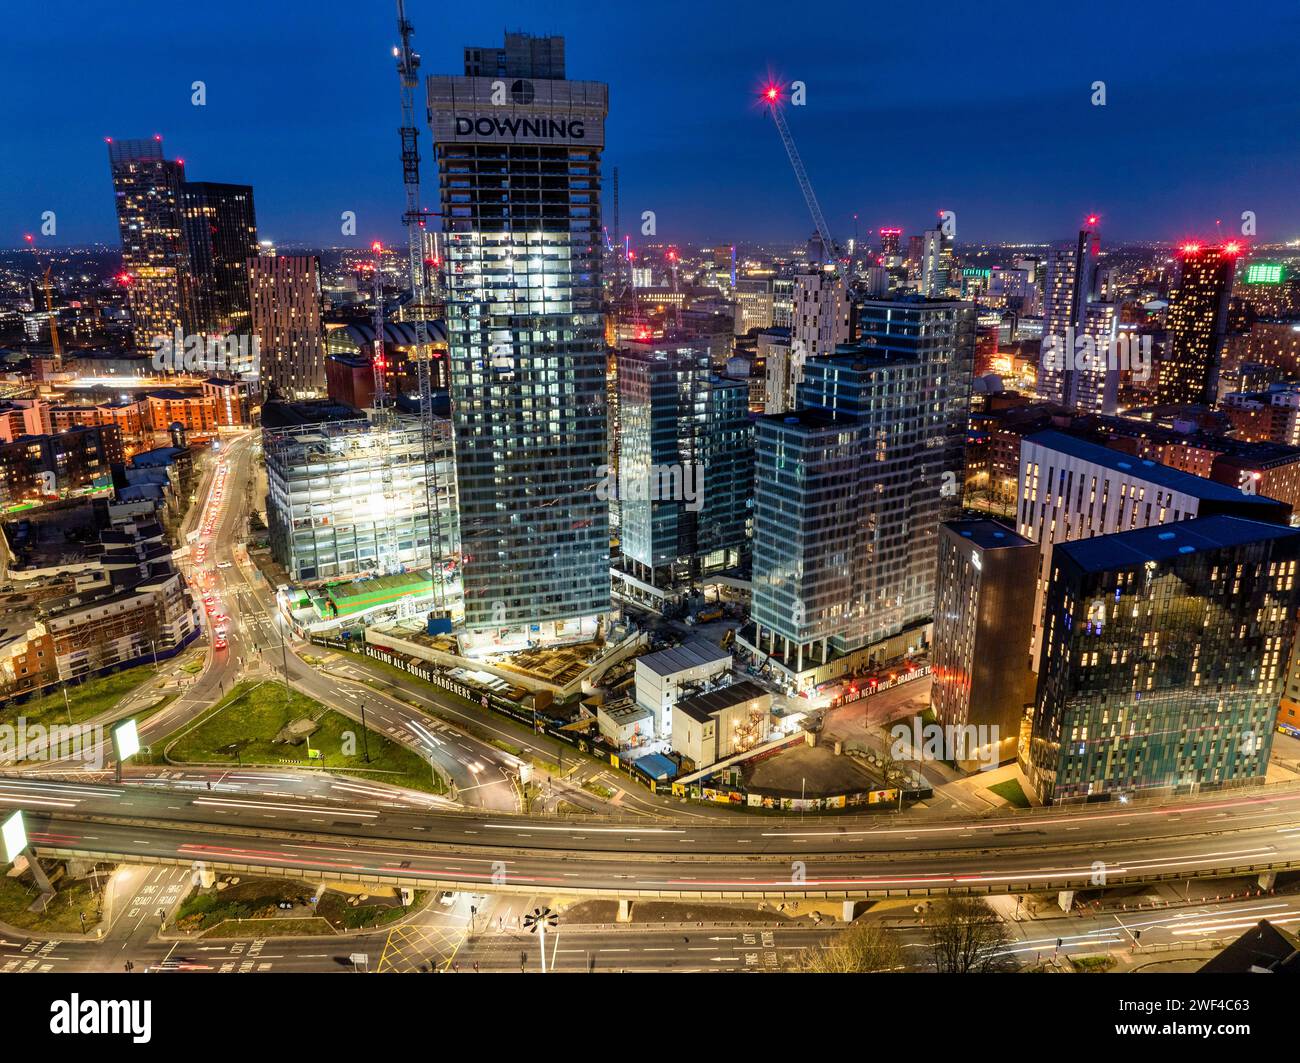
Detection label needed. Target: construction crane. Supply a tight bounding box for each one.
[42,267,63,370]
[394,0,452,621]
[761,84,843,275]
[370,242,390,416]
[370,241,401,577]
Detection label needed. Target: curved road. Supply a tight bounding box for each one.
[6,773,1300,900]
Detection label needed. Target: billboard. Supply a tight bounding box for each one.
[1244,263,1285,285]
[114,718,141,760]
[2,810,26,863]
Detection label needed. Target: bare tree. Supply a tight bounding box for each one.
[926,896,1015,973]
[874,725,909,788]
[801,920,904,973]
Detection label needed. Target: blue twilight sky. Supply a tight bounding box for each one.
[3,0,1298,250]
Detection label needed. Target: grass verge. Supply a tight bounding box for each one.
[174,878,316,933]
[2,667,160,728]
[987,778,1031,809]
[200,917,335,938]
[316,890,426,931]
[160,679,445,794]
[0,871,102,934]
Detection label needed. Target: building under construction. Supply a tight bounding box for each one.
[264,408,458,596]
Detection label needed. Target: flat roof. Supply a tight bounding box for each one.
[757,408,853,431]
[261,399,364,430]
[676,680,769,724]
[943,519,1033,550]
[636,637,730,677]
[324,573,433,615]
[1025,430,1277,506]
[599,702,653,724]
[1057,515,1300,574]
[632,752,677,780]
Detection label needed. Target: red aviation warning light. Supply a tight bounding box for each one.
[763,84,781,104]
[1180,242,1202,255]
[1086,215,1099,226]
[116,272,134,286]
[1223,241,1243,256]
[372,241,383,252]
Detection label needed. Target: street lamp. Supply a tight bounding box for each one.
[523,906,558,973]
[358,699,371,762]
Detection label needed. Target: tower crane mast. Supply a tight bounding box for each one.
[370,242,401,576]
[42,267,63,369]
[394,0,451,615]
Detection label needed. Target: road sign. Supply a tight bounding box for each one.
[350,952,369,971]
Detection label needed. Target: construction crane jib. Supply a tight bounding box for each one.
[762,84,843,277]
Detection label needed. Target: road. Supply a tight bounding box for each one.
[5,770,1300,900]
[16,430,529,813]
[6,877,1297,974]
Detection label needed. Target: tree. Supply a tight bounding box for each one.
[874,725,909,788]
[925,896,1015,973]
[801,920,903,973]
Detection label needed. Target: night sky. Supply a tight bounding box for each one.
[5,0,1299,249]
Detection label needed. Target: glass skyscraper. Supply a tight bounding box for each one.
[614,342,751,598]
[428,34,609,648]
[1030,515,1300,804]
[181,181,258,337]
[748,296,973,687]
[107,137,189,348]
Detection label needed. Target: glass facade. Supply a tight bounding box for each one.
[1030,515,1300,803]
[750,297,973,674]
[616,343,751,589]
[429,52,610,638]
[181,181,258,337]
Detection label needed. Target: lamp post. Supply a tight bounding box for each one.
[523,906,558,973]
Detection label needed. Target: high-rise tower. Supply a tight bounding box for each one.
[1158,242,1240,407]
[428,33,610,649]
[1035,218,1119,414]
[249,256,325,399]
[107,137,190,348]
[182,181,258,337]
